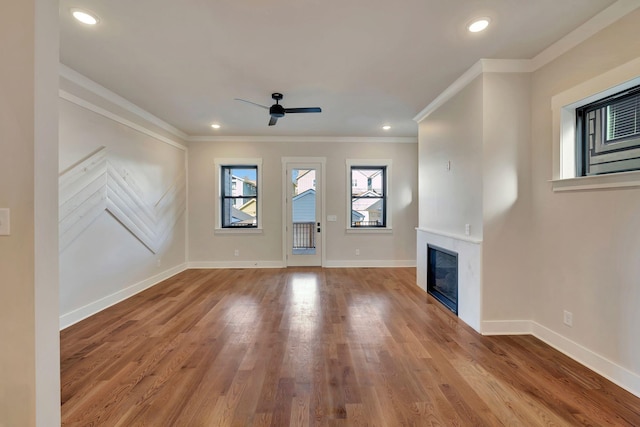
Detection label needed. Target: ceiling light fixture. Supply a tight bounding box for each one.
[71,8,99,25]
[382,125,391,130]
[211,123,221,129]
[468,18,490,33]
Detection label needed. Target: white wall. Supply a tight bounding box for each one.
[481,72,532,322]
[530,8,640,382]
[0,1,60,425]
[188,139,418,267]
[418,76,484,240]
[58,77,188,328]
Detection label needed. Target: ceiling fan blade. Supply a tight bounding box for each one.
[284,107,322,114]
[234,98,269,109]
[268,116,278,126]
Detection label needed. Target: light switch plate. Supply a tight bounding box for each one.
[0,208,10,236]
[327,215,337,222]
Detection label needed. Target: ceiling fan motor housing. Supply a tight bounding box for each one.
[270,104,285,118]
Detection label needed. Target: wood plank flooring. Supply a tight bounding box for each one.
[60,268,640,426]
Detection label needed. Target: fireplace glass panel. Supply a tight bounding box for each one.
[427,245,458,314]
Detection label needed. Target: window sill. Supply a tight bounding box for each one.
[551,170,640,192]
[346,227,393,234]
[214,228,263,235]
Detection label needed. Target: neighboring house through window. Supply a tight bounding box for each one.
[216,159,262,229]
[577,84,640,176]
[552,65,640,191]
[294,169,316,194]
[346,159,391,229]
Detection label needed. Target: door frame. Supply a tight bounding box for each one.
[281,157,326,267]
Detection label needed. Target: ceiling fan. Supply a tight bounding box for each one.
[235,92,322,126]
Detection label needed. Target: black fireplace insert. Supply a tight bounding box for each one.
[427,244,458,314]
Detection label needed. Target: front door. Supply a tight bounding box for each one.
[284,160,324,266]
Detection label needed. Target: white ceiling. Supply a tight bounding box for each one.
[59,0,617,138]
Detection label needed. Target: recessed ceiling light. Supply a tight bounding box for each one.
[468,18,490,33]
[382,125,391,131]
[71,9,99,25]
[211,124,221,129]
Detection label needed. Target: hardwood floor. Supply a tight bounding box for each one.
[61,268,640,426]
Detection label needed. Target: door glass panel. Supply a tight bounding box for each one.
[291,168,316,255]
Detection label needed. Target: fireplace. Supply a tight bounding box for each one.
[427,244,458,314]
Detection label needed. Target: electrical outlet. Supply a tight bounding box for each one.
[465,224,470,236]
[563,310,573,327]
[355,249,360,256]
[234,249,240,257]
[156,258,162,267]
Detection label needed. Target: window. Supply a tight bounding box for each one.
[348,163,388,228]
[552,61,640,191]
[215,159,262,230]
[577,85,640,176]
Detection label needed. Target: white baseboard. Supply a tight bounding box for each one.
[59,263,188,330]
[324,260,416,268]
[531,321,640,398]
[482,319,640,398]
[187,260,284,269]
[188,260,416,269]
[481,320,533,335]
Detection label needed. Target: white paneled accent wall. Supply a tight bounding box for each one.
[58,79,188,329]
[59,147,186,253]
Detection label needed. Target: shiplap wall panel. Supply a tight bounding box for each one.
[155,172,186,238]
[107,164,156,224]
[59,171,107,223]
[106,169,157,244]
[59,191,107,250]
[59,146,186,253]
[59,147,108,203]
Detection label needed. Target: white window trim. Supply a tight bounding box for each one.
[214,157,263,233]
[346,158,392,233]
[551,57,640,192]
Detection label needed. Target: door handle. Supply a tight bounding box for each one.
[317,223,321,233]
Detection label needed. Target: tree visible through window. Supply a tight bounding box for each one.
[221,165,258,227]
[577,85,640,176]
[350,166,386,227]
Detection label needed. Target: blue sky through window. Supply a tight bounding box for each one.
[232,168,256,182]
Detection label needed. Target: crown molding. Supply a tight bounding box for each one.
[60,90,188,151]
[414,0,640,123]
[59,64,189,141]
[480,59,532,73]
[530,0,640,71]
[412,61,483,123]
[186,135,418,144]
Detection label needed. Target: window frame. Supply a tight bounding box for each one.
[215,158,263,233]
[551,59,640,192]
[576,85,640,177]
[346,159,392,233]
